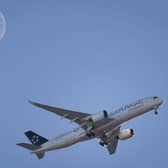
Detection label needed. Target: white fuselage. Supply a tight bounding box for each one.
[37,97,163,153]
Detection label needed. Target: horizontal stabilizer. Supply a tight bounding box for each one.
[17,143,45,159]
[16,143,40,150]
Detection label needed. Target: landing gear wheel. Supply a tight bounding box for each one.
[154,109,158,115]
[99,141,105,147]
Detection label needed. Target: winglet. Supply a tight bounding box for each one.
[28,100,35,105]
[28,100,43,109]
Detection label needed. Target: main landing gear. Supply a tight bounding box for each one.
[99,140,108,147]
[99,141,105,147]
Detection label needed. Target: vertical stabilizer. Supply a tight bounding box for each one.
[24,130,48,145]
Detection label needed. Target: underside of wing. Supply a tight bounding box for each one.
[106,137,119,155]
[99,126,120,155]
[28,100,90,125]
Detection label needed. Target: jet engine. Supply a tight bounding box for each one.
[88,110,108,123]
[118,128,134,140]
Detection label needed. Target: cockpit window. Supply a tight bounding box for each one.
[153,96,158,99]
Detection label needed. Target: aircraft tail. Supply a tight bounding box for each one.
[17,130,48,159]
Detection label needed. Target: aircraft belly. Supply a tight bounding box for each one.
[44,140,77,151]
[94,121,116,137]
[44,130,88,151]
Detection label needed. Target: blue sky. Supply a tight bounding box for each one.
[0,0,168,167]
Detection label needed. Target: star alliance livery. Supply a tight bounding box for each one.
[17,96,163,159]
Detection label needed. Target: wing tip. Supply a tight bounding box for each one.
[28,100,40,107]
[28,99,34,105]
[16,143,23,146]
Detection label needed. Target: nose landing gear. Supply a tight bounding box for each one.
[154,109,158,115]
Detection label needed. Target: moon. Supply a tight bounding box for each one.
[0,11,6,40]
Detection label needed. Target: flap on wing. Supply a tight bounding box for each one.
[28,100,90,126]
[107,137,118,155]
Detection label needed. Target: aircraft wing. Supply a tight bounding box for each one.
[29,100,90,125]
[100,126,120,155]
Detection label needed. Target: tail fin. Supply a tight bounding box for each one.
[24,130,48,146]
[16,143,45,159]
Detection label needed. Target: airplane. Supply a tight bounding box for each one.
[17,96,164,159]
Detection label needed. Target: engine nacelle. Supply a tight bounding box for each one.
[89,110,108,123]
[118,128,134,140]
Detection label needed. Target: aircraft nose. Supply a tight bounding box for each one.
[157,97,164,106]
[153,96,164,106]
[159,98,164,105]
